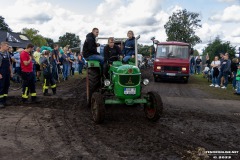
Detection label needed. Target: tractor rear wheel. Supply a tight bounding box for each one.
[86,68,101,107]
[144,91,163,122]
[91,92,105,124]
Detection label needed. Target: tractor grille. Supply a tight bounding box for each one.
[119,74,140,86]
[163,66,180,71]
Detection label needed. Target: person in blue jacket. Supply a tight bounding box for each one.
[122,30,135,63]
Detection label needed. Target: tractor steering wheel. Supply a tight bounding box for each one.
[108,56,119,64]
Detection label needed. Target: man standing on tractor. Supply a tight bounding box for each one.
[122,30,135,63]
[103,37,122,78]
[83,28,104,65]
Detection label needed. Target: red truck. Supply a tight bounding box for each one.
[153,41,190,83]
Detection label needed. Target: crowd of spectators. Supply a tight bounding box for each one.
[0,41,87,108]
[191,53,240,95]
[19,45,85,82]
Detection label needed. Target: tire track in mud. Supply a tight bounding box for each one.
[14,107,34,150]
[48,80,123,159]
[42,77,140,159]
[31,111,58,159]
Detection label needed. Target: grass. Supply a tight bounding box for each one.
[189,74,240,100]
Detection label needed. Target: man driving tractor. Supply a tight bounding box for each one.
[103,37,123,78]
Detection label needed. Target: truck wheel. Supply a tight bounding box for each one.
[91,92,105,124]
[144,91,163,122]
[86,68,101,107]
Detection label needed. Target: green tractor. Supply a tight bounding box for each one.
[86,36,163,123]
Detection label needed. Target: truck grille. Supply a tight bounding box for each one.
[163,66,180,71]
[119,75,140,86]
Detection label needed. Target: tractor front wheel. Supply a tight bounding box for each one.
[144,91,163,122]
[91,92,105,124]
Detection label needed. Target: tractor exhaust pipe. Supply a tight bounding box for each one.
[135,35,140,67]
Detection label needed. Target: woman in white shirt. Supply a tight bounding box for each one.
[209,56,221,87]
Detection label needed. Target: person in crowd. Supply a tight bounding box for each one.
[219,53,225,86]
[62,47,70,81]
[31,53,37,82]
[20,44,38,103]
[9,46,14,71]
[216,53,231,89]
[103,37,122,78]
[234,63,240,95]
[0,42,13,108]
[83,28,104,65]
[33,47,41,81]
[195,55,202,74]
[12,48,23,82]
[231,58,239,90]
[40,50,56,96]
[73,52,78,75]
[209,56,220,87]
[51,44,60,81]
[190,55,195,75]
[78,52,85,74]
[205,55,211,68]
[122,30,135,63]
[68,49,75,76]
[8,46,14,62]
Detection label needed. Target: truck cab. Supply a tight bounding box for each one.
[153,41,190,83]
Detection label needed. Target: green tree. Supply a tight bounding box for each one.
[203,37,236,61]
[58,32,80,48]
[21,28,47,47]
[138,44,153,56]
[45,37,54,48]
[164,9,202,46]
[193,49,199,56]
[0,16,12,32]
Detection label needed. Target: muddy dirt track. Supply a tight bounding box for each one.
[0,68,240,160]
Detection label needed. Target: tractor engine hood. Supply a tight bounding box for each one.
[116,65,140,74]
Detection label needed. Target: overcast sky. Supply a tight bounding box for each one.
[1,0,240,53]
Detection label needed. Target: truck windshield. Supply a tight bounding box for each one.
[156,45,189,59]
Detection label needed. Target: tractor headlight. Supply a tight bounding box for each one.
[104,79,111,87]
[143,79,149,86]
